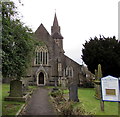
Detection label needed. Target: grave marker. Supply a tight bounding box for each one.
[69,82,79,102]
[9,80,23,97]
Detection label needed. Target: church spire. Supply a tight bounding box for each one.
[51,13,64,53]
[51,13,63,39]
[53,13,59,27]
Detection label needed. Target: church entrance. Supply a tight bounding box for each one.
[38,72,44,85]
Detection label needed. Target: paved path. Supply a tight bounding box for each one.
[22,87,57,115]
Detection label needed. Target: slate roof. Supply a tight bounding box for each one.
[51,32,63,39]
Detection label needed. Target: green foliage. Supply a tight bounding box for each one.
[60,101,92,115]
[81,80,94,88]
[60,101,73,115]
[82,36,120,77]
[1,1,17,19]
[50,89,64,101]
[73,103,93,115]
[2,1,35,80]
[50,89,66,110]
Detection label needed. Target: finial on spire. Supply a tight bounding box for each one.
[55,9,56,13]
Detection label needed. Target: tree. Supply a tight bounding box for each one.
[2,1,35,80]
[82,36,120,77]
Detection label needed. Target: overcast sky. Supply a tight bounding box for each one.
[12,0,119,64]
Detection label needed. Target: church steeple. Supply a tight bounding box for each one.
[53,13,59,27]
[51,13,63,39]
[51,13,64,53]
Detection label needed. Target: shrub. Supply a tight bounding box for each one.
[73,105,93,115]
[51,88,94,116]
[50,89,65,104]
[59,101,94,116]
[82,81,94,88]
[60,101,74,115]
[50,89,63,98]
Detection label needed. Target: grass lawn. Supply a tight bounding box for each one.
[28,85,38,89]
[64,88,118,115]
[2,84,37,115]
[45,86,61,89]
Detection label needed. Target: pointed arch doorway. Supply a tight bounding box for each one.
[38,72,44,85]
[36,65,48,86]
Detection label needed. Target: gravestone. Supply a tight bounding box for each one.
[69,82,79,102]
[62,79,66,88]
[5,80,29,102]
[9,80,23,97]
[22,78,29,93]
[61,78,67,89]
[54,77,58,87]
[58,77,61,86]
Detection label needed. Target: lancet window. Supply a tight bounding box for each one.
[66,66,73,77]
[58,63,62,72]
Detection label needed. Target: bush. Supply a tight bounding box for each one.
[82,81,94,88]
[50,89,65,104]
[51,88,94,116]
[60,101,73,115]
[59,101,93,116]
[73,105,93,116]
[50,89,63,98]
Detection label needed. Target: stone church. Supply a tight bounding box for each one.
[31,13,85,86]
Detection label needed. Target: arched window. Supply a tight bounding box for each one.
[58,63,62,72]
[35,46,48,65]
[65,66,73,77]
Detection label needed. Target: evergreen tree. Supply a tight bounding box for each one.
[82,36,120,77]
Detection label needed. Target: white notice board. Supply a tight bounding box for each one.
[101,75,120,102]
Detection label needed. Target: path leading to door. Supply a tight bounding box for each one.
[21,87,57,115]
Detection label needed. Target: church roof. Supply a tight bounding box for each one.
[51,32,63,39]
[35,23,50,36]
